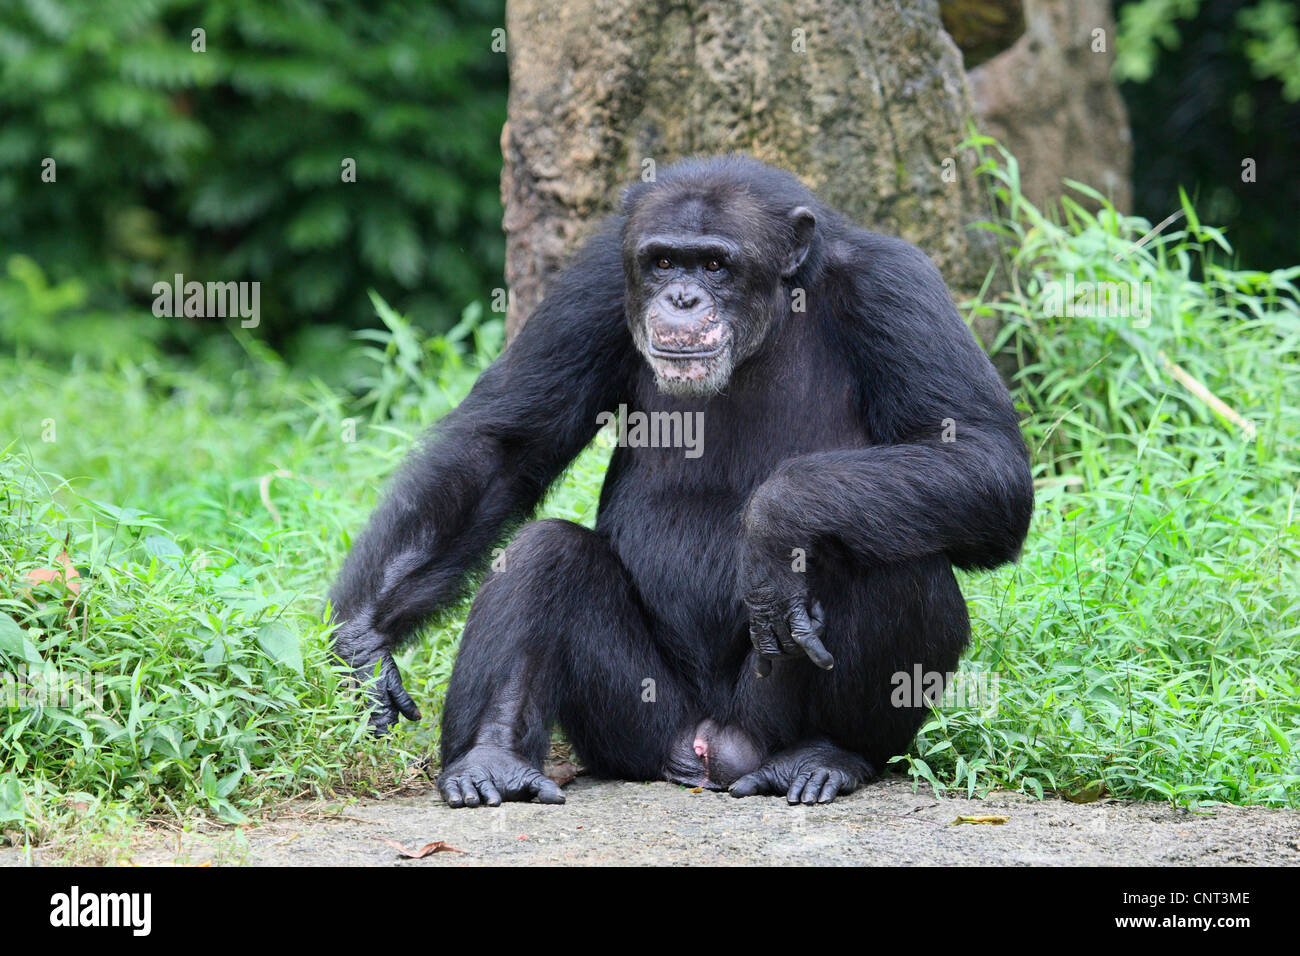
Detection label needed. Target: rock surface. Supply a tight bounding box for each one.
[501,0,994,334]
[967,0,1133,211]
[7,777,1297,866]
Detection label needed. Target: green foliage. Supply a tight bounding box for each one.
[1238,0,1300,100]
[0,292,492,844]
[1114,0,1300,273]
[1114,0,1204,84]
[1118,0,1300,98]
[0,255,168,362]
[0,447,375,830]
[0,0,508,345]
[354,292,504,426]
[909,139,1300,805]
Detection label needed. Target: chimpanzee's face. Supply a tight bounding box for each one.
[629,228,746,395]
[623,190,815,397]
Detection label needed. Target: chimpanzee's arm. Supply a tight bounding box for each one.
[741,235,1033,671]
[330,224,635,729]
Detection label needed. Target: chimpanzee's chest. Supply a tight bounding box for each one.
[593,354,866,641]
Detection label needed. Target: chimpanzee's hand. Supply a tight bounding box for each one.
[739,521,834,676]
[333,618,421,735]
[744,585,834,677]
[361,650,421,734]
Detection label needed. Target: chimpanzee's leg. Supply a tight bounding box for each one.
[729,555,970,803]
[437,519,705,807]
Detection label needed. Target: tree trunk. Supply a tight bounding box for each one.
[501,0,995,338]
[966,0,1132,212]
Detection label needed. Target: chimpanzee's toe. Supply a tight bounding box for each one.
[728,741,873,804]
[437,747,565,808]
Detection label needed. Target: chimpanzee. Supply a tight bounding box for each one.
[329,155,1033,807]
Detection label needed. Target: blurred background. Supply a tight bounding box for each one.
[0,0,508,379]
[1,0,1298,842]
[1,0,1296,373]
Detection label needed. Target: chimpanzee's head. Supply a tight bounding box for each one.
[621,156,819,396]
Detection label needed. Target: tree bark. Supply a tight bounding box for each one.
[966,0,1132,213]
[501,0,995,338]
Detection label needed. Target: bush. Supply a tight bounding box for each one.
[0,292,497,840]
[0,447,375,829]
[901,141,1300,805]
[0,0,508,346]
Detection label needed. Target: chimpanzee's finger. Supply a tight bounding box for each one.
[729,770,767,797]
[389,678,422,721]
[749,617,781,656]
[801,770,830,804]
[441,777,465,808]
[753,655,773,678]
[786,771,812,804]
[368,707,395,736]
[808,600,825,630]
[527,772,566,805]
[789,603,834,670]
[768,611,800,657]
[382,657,422,721]
[817,772,844,803]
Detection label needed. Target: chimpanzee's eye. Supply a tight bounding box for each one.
[705,259,722,272]
[656,257,672,270]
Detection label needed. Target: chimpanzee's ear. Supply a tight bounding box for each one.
[781,206,816,278]
[622,180,652,215]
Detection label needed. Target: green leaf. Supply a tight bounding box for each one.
[0,613,42,666]
[88,500,161,528]
[202,633,229,668]
[256,622,303,676]
[0,773,26,826]
[144,534,184,564]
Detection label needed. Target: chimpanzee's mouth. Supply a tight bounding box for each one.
[647,343,726,360]
[642,332,734,394]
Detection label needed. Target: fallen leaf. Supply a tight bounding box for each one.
[1063,782,1106,804]
[688,787,704,794]
[25,552,80,596]
[379,838,464,858]
[951,815,1009,826]
[544,759,582,787]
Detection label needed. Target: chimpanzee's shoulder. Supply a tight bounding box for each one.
[823,225,946,290]
[818,224,965,348]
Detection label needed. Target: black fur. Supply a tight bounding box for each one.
[329,155,1033,806]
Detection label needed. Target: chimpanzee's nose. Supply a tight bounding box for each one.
[668,286,699,311]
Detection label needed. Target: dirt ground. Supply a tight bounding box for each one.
[5,776,1299,866]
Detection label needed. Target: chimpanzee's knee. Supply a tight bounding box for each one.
[496,518,601,578]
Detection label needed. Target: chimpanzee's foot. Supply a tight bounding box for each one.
[437,746,565,808]
[728,739,874,804]
[664,718,763,790]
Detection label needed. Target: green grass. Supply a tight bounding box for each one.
[911,140,1300,805]
[1,148,1298,849]
[0,290,604,847]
